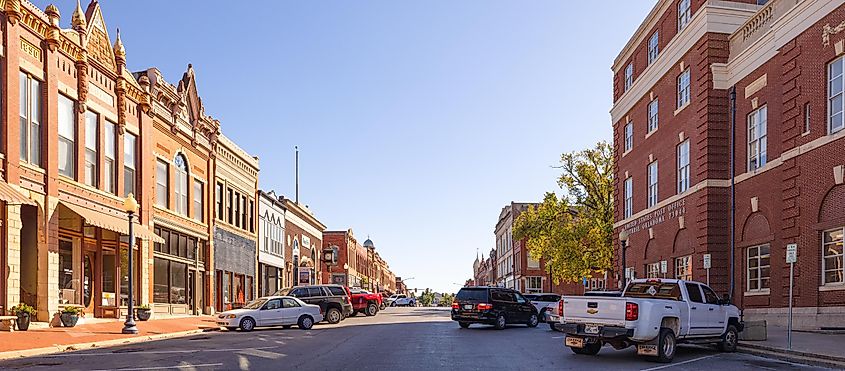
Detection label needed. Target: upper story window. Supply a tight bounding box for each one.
[174,154,189,216]
[678,0,691,32]
[216,182,224,221]
[647,99,659,133]
[677,69,691,108]
[648,31,659,65]
[624,63,634,91]
[156,159,168,208]
[803,102,811,134]
[823,228,844,285]
[828,56,845,134]
[123,133,137,197]
[227,188,234,224]
[624,177,633,219]
[624,122,633,152]
[647,161,658,208]
[84,111,98,187]
[677,140,690,194]
[748,105,768,171]
[57,95,76,178]
[194,180,204,222]
[19,72,41,167]
[104,121,116,194]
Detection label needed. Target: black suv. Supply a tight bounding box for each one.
[451,286,539,329]
[278,285,354,324]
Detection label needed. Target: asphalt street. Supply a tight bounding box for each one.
[0,307,830,371]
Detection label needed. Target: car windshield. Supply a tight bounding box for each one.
[456,288,487,302]
[242,298,268,310]
[623,282,682,301]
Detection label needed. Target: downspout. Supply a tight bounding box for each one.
[729,86,737,303]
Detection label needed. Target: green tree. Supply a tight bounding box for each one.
[513,141,614,283]
[419,289,435,306]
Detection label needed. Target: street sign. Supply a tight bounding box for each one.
[703,254,712,269]
[786,243,798,263]
[660,260,667,274]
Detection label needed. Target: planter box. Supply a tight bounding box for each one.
[60,313,79,327]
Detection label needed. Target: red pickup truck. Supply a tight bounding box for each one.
[348,288,382,316]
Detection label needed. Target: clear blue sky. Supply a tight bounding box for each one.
[38,0,653,294]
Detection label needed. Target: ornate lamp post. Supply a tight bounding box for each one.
[619,229,629,289]
[122,194,139,334]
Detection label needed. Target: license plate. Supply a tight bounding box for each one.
[463,304,473,310]
[565,336,584,348]
[637,344,658,356]
[584,324,600,334]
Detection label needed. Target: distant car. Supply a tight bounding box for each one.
[451,286,539,330]
[277,285,354,324]
[216,296,323,331]
[524,293,561,330]
[349,288,382,316]
[388,294,416,307]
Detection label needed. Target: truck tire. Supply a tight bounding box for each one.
[326,308,342,324]
[570,341,602,355]
[550,322,557,331]
[459,321,470,329]
[718,325,739,352]
[366,303,378,316]
[655,327,676,363]
[494,314,507,330]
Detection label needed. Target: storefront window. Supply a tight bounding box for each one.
[102,251,116,306]
[171,262,187,305]
[223,272,231,310]
[247,276,254,302]
[233,274,244,308]
[153,258,169,303]
[58,240,79,304]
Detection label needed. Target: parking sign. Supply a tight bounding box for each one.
[786,243,798,264]
[703,254,711,269]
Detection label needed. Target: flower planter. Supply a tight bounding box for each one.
[60,312,79,327]
[136,309,151,321]
[15,313,30,331]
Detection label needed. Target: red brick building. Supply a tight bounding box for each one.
[613,0,845,328]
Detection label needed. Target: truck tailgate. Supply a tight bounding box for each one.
[562,296,626,327]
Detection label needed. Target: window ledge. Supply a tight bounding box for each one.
[622,149,632,158]
[645,128,658,139]
[819,284,845,292]
[801,130,811,137]
[743,289,770,297]
[674,103,690,116]
[20,162,45,174]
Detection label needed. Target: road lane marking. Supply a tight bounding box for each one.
[639,355,717,371]
[46,346,278,357]
[91,363,223,371]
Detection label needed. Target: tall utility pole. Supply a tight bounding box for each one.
[295,146,299,204]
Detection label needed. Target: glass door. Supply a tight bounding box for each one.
[187,270,195,313]
[83,251,95,314]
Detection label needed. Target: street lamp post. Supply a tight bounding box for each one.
[122,194,139,335]
[619,229,629,289]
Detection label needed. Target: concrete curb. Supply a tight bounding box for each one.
[0,327,220,361]
[737,343,845,369]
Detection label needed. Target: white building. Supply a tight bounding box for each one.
[258,190,286,296]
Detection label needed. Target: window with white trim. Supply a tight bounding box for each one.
[823,228,844,285]
[84,111,98,187]
[804,102,811,134]
[527,255,540,269]
[678,0,691,31]
[677,140,690,194]
[646,262,660,278]
[648,31,659,65]
[20,72,41,167]
[57,94,75,178]
[748,105,768,171]
[747,244,770,291]
[675,255,692,281]
[677,69,690,108]
[174,154,189,216]
[624,122,633,152]
[828,57,845,134]
[525,276,542,294]
[647,161,658,208]
[193,180,204,222]
[155,159,168,208]
[648,99,659,133]
[624,63,633,91]
[624,177,633,219]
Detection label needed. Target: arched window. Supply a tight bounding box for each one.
[174,154,189,216]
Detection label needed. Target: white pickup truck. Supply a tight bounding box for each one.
[558,279,742,363]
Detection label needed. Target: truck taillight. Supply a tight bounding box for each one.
[477,303,493,310]
[451,301,460,309]
[625,302,638,321]
[558,301,564,317]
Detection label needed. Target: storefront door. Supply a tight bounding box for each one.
[83,251,96,314]
[188,271,195,314]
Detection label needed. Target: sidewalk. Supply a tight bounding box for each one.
[0,315,219,360]
[739,325,845,368]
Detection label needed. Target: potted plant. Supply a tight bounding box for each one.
[60,307,82,327]
[10,303,36,331]
[136,304,152,321]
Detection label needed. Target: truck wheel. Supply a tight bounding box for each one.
[527,314,539,328]
[549,322,557,331]
[655,327,676,363]
[366,303,378,316]
[459,321,470,329]
[494,314,507,330]
[718,325,739,352]
[326,308,342,324]
[570,341,602,355]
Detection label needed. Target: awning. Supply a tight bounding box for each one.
[0,181,36,206]
[60,202,164,243]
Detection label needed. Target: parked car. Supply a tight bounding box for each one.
[388,294,416,307]
[277,285,354,324]
[349,288,382,316]
[524,293,561,330]
[451,286,539,330]
[216,296,323,331]
[559,279,742,363]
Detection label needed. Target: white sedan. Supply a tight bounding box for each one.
[217,296,323,331]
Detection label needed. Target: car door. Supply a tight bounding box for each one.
[307,287,328,310]
[700,284,727,336]
[281,298,302,325]
[259,298,284,327]
[513,292,534,322]
[684,282,708,336]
